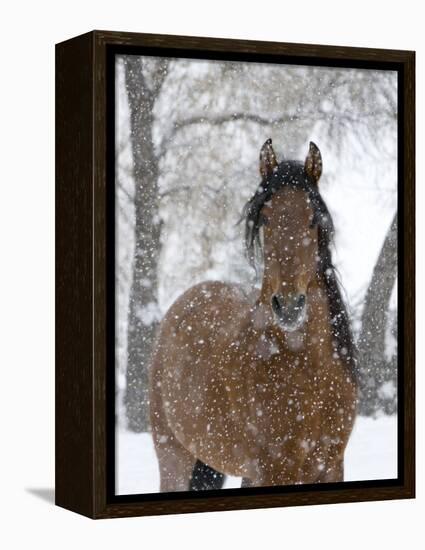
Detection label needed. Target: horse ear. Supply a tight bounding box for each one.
[259,138,278,179]
[305,142,323,184]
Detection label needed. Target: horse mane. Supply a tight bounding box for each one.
[242,160,358,382]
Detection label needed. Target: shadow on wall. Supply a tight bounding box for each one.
[26,488,55,504]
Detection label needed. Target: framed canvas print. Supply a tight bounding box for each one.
[55,30,415,519]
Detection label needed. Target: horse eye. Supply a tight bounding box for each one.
[310,212,320,228]
[259,214,269,226]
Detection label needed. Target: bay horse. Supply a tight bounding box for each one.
[149,139,358,491]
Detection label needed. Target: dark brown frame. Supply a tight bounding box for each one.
[56,30,415,519]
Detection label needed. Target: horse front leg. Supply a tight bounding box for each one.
[241,477,253,488]
[311,442,345,483]
[316,456,344,483]
[246,452,309,487]
[154,431,197,492]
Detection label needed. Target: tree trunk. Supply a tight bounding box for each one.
[124,57,167,432]
[357,211,398,416]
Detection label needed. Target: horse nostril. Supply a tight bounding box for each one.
[298,294,306,308]
[271,294,283,314]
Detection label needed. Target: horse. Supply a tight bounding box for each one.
[149,139,358,491]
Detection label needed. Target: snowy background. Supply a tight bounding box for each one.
[115,55,398,494]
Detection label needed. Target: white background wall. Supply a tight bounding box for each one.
[0,1,422,548]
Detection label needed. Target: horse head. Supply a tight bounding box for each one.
[246,139,331,332]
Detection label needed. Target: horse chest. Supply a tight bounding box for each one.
[241,352,355,436]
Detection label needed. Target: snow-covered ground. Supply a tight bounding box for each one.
[116,414,397,495]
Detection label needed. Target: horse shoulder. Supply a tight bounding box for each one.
[151,280,252,396]
[163,281,251,341]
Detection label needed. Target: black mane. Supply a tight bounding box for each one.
[243,160,358,381]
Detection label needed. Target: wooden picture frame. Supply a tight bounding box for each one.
[55,30,415,519]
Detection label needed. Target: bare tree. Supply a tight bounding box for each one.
[124,56,168,432]
[357,212,398,415]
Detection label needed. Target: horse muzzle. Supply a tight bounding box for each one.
[271,293,307,332]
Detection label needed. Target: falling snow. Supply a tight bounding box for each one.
[115,55,398,494]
